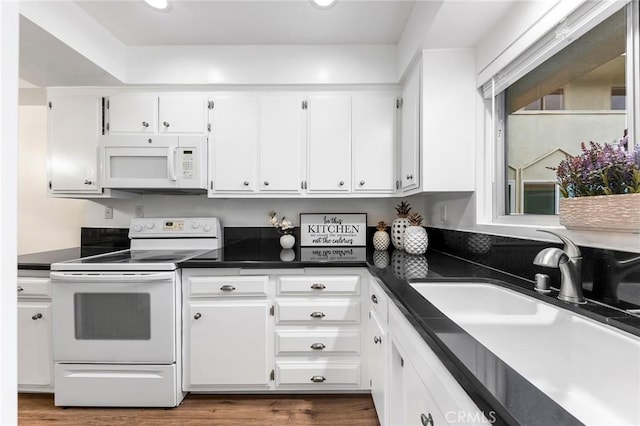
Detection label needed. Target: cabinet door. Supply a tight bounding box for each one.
[158,95,209,135]
[187,300,270,386]
[403,358,447,426]
[258,97,305,193]
[210,97,258,193]
[369,310,388,426]
[48,97,101,193]
[18,303,53,387]
[400,66,420,191]
[307,96,351,192]
[352,95,396,193]
[107,94,158,134]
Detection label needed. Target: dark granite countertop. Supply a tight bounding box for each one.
[17,236,640,426]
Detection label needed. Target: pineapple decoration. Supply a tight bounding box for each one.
[404,212,428,255]
[391,202,412,250]
[373,221,390,251]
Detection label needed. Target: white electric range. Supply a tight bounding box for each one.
[50,217,222,407]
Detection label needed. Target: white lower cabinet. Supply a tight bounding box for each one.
[388,302,487,426]
[182,272,271,390]
[18,275,54,392]
[187,301,270,386]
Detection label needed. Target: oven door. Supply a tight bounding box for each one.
[51,271,177,363]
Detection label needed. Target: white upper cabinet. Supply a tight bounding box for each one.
[209,97,258,193]
[307,95,352,192]
[107,94,158,134]
[106,93,210,135]
[352,95,396,193]
[400,65,421,192]
[47,96,102,194]
[158,95,210,135]
[258,96,306,193]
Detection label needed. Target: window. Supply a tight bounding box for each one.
[612,87,626,110]
[493,5,634,217]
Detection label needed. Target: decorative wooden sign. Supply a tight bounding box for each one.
[300,213,367,247]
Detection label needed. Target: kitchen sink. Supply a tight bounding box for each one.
[410,282,640,426]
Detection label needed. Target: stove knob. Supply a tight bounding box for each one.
[204,225,212,232]
[146,222,154,229]
[191,222,200,229]
[133,224,143,232]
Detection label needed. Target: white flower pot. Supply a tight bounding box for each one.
[404,226,428,255]
[280,234,295,249]
[391,218,410,250]
[373,230,390,251]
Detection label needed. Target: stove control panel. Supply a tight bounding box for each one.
[129,217,221,239]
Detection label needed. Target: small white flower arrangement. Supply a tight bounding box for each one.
[268,211,294,235]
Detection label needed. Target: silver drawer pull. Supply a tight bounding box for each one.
[421,413,434,426]
[310,311,326,319]
[17,286,24,292]
[374,336,382,344]
[310,283,326,290]
[194,313,202,320]
[310,375,326,383]
[32,313,43,321]
[371,294,378,304]
[310,343,326,350]
[142,121,149,128]
[220,285,236,291]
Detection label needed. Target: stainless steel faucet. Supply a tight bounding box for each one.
[533,230,586,304]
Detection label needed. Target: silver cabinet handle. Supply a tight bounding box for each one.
[310,375,326,383]
[310,283,326,290]
[220,285,236,291]
[406,174,413,180]
[163,121,170,128]
[310,343,326,350]
[310,311,326,319]
[359,180,365,186]
[243,181,250,186]
[194,313,202,320]
[142,121,149,128]
[338,180,344,186]
[264,181,269,186]
[371,294,378,304]
[32,313,43,321]
[421,413,434,426]
[17,286,23,292]
[374,336,382,344]
[84,179,92,185]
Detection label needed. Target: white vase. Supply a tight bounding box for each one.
[373,230,390,251]
[404,226,428,255]
[391,217,410,250]
[280,234,295,249]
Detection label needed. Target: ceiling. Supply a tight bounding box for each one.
[75,0,416,46]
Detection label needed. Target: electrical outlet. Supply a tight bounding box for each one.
[440,205,447,222]
[135,206,144,218]
[104,206,114,220]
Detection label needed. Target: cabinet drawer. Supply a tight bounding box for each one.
[188,276,268,297]
[276,362,360,386]
[276,330,360,355]
[17,278,51,298]
[277,276,359,296]
[369,279,389,325]
[276,300,360,324]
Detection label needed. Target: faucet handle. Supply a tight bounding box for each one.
[537,230,581,258]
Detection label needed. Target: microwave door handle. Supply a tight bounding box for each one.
[168,147,178,181]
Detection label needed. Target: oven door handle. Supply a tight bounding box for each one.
[50,272,175,283]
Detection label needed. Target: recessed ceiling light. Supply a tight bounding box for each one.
[144,0,169,11]
[310,0,337,10]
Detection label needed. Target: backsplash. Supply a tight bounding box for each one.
[426,227,640,311]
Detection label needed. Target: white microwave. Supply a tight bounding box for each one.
[100,135,207,190]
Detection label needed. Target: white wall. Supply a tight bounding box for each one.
[17,106,86,255]
[0,1,18,423]
[84,194,430,232]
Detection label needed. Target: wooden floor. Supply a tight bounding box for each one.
[18,393,380,425]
